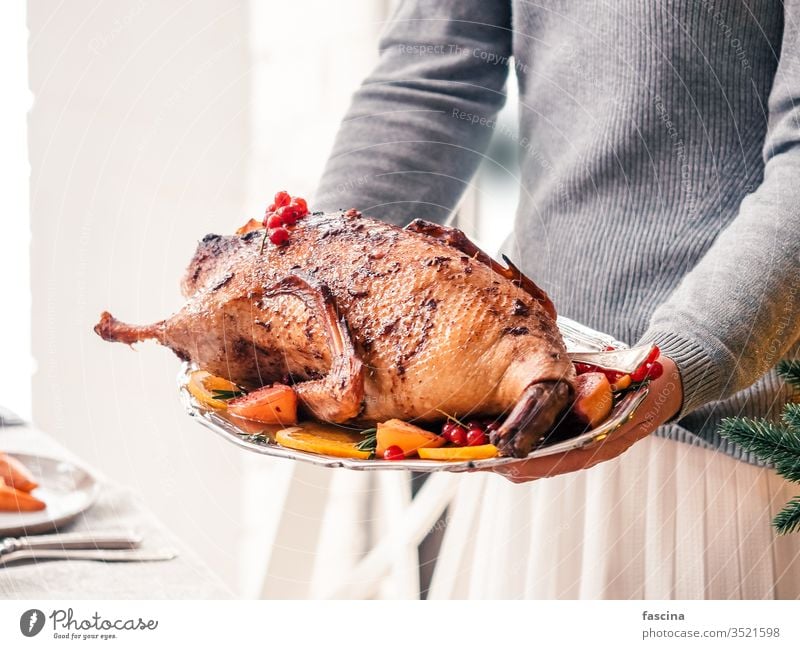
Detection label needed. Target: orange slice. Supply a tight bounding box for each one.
[418,444,499,461]
[186,370,241,410]
[275,424,370,460]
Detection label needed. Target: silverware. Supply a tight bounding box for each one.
[567,344,655,374]
[556,316,627,351]
[0,548,177,566]
[0,530,142,557]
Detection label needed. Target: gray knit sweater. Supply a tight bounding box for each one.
[315,0,800,465]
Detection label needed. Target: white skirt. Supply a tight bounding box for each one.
[428,435,800,599]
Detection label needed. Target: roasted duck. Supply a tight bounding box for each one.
[95,208,574,457]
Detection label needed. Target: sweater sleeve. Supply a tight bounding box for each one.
[313,0,512,225]
[638,3,800,417]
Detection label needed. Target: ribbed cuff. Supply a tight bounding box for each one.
[635,329,728,419]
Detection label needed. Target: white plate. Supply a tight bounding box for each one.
[0,454,99,536]
[180,316,650,472]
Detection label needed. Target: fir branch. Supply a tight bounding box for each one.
[783,403,800,433]
[777,359,800,389]
[773,496,800,535]
[718,371,800,534]
[718,417,800,460]
[718,417,800,482]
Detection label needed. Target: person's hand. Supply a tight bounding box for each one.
[481,355,683,483]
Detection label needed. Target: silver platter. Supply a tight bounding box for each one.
[179,316,649,473]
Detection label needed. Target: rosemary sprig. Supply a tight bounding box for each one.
[356,427,377,453]
[242,433,270,445]
[211,388,246,401]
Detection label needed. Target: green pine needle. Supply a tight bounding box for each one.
[782,403,800,433]
[719,399,800,534]
[773,497,800,535]
[718,417,800,464]
[777,359,800,389]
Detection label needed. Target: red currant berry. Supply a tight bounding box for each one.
[383,445,405,461]
[291,197,308,215]
[274,206,293,226]
[645,345,660,365]
[449,426,467,447]
[266,202,276,213]
[466,428,488,446]
[574,362,595,374]
[266,214,283,229]
[273,191,291,208]
[441,421,459,439]
[646,360,664,380]
[268,227,289,246]
[630,363,650,383]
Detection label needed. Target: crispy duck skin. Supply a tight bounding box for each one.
[95,210,575,457]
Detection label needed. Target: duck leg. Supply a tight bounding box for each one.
[405,219,556,319]
[490,380,572,458]
[94,312,174,349]
[263,274,365,423]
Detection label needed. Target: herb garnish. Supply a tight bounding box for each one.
[242,433,270,445]
[356,427,377,454]
[211,388,246,401]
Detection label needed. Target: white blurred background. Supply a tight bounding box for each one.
[0,0,517,597]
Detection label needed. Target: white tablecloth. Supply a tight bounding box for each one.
[0,420,232,599]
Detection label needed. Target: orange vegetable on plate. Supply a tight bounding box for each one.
[609,373,632,392]
[0,452,39,492]
[376,419,446,457]
[218,412,282,436]
[227,384,298,425]
[418,444,499,461]
[570,372,613,428]
[0,479,46,512]
[275,425,370,459]
[235,218,263,235]
[186,370,242,410]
